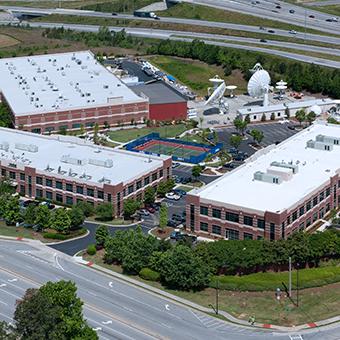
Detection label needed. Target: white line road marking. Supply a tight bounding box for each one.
[88,291,97,297]
[93,327,102,331]
[123,307,133,312]
[109,281,113,287]
[102,320,113,325]
[0,284,6,287]
[165,304,170,310]
[25,265,33,269]
[8,279,17,282]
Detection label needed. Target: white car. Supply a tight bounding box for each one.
[138,209,149,216]
[165,193,181,201]
[289,30,297,34]
[172,162,180,168]
[172,175,178,179]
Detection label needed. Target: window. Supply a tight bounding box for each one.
[257,219,265,229]
[282,221,285,239]
[136,180,142,190]
[299,222,304,231]
[45,126,55,132]
[117,193,121,215]
[257,236,263,240]
[190,204,195,231]
[243,215,253,226]
[319,207,324,219]
[152,172,157,182]
[108,193,111,202]
[212,209,221,219]
[270,222,275,241]
[56,181,63,189]
[98,190,104,199]
[326,202,330,212]
[123,189,126,197]
[200,206,208,216]
[128,184,134,194]
[287,215,291,225]
[87,201,94,206]
[292,210,298,221]
[66,183,73,192]
[20,173,25,181]
[144,177,150,186]
[313,196,318,207]
[76,186,83,195]
[72,123,81,129]
[244,232,253,240]
[293,227,297,233]
[326,187,330,197]
[313,212,318,223]
[66,196,73,205]
[56,194,63,203]
[36,189,43,197]
[299,206,304,217]
[87,188,94,197]
[320,191,324,202]
[226,212,239,223]
[212,225,221,235]
[85,122,94,127]
[226,228,239,240]
[167,167,170,179]
[20,185,25,194]
[159,169,163,178]
[46,179,52,187]
[9,171,15,179]
[46,191,53,200]
[31,128,41,134]
[200,222,208,232]
[306,217,311,228]
[306,201,311,211]
[36,176,42,185]
[1,169,6,176]
[59,125,68,130]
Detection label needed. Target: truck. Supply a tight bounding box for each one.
[134,11,157,18]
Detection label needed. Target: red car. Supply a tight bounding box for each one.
[144,206,156,213]
[309,15,315,18]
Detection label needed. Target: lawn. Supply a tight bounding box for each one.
[85,215,132,226]
[0,222,44,240]
[108,125,188,143]
[178,133,210,145]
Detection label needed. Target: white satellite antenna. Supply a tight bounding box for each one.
[207,75,224,96]
[276,79,287,100]
[247,63,273,107]
[205,81,227,106]
[226,85,237,98]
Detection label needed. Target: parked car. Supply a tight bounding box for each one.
[289,30,297,34]
[276,5,281,8]
[176,233,197,242]
[227,147,236,153]
[268,30,275,33]
[170,231,181,239]
[174,189,186,196]
[146,202,160,211]
[175,177,183,184]
[259,26,266,30]
[167,220,180,227]
[143,206,155,213]
[260,39,267,43]
[172,162,180,168]
[288,125,295,130]
[165,193,181,200]
[289,9,295,13]
[223,162,234,168]
[246,129,253,134]
[172,213,186,222]
[309,15,315,18]
[183,177,192,184]
[172,175,178,179]
[138,209,150,216]
[233,154,245,161]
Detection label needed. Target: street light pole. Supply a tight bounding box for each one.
[216,278,219,314]
[124,0,126,29]
[304,4,307,43]
[297,266,299,307]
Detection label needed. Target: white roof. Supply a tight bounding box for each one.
[0,127,169,187]
[194,121,340,213]
[0,51,143,116]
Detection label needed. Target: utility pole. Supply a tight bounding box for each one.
[216,278,219,314]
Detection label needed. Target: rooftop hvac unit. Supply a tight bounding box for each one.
[60,155,87,166]
[15,143,38,153]
[0,141,9,152]
[306,139,333,151]
[89,158,113,168]
[315,134,340,145]
[253,171,282,185]
[270,161,299,174]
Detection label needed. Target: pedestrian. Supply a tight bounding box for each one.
[251,316,255,325]
[248,316,252,323]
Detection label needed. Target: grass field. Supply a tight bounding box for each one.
[0,34,21,48]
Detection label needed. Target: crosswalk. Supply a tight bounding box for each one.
[289,335,303,340]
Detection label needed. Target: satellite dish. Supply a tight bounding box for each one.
[205,82,227,106]
[276,79,287,86]
[226,85,237,98]
[247,67,273,107]
[207,75,224,96]
[310,105,322,116]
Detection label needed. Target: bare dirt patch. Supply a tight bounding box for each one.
[0,33,21,47]
[153,227,173,239]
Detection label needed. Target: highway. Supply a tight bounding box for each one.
[1,239,340,340]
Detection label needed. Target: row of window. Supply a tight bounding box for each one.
[199,222,258,240]
[2,169,26,181]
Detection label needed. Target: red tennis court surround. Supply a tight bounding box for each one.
[134,139,207,152]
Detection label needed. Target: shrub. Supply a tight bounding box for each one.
[270,113,275,120]
[139,268,160,281]
[261,113,266,122]
[18,192,25,196]
[87,244,96,255]
[43,228,86,239]
[35,196,73,208]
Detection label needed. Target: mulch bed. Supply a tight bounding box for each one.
[153,227,173,239]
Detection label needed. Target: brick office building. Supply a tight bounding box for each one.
[0,127,171,214]
[0,51,149,133]
[186,121,340,241]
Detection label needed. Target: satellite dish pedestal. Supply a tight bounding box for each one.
[208,75,224,96]
[226,85,237,98]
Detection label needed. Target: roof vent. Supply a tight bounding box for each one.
[0,141,9,152]
[61,155,87,166]
[68,168,77,177]
[15,143,38,153]
[89,158,113,168]
[98,174,111,184]
[44,163,54,172]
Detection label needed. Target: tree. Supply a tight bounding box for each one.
[95,224,110,245]
[285,107,290,119]
[244,114,251,124]
[191,164,203,181]
[95,202,114,221]
[229,135,243,149]
[0,175,15,197]
[24,203,37,226]
[67,206,85,230]
[295,108,306,125]
[157,182,167,197]
[39,280,98,340]
[166,178,175,191]
[51,208,71,233]
[144,186,155,204]
[159,204,167,234]
[306,111,316,126]
[212,130,219,145]
[250,129,264,146]
[199,116,204,129]
[123,198,137,217]
[261,113,266,122]
[5,196,22,224]
[93,123,99,141]
[233,119,247,135]
[76,201,94,217]
[104,229,134,264]
[58,126,67,135]
[80,123,85,135]
[35,204,51,230]
[270,112,275,120]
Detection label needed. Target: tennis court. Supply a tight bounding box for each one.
[134,139,206,158]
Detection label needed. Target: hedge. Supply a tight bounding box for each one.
[139,268,160,281]
[35,196,73,208]
[87,244,96,256]
[43,227,87,240]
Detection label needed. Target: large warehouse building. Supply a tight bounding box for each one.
[0,127,171,214]
[0,51,149,133]
[186,121,340,241]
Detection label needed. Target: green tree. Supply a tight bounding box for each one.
[244,114,251,124]
[76,201,94,217]
[295,108,306,125]
[95,202,114,221]
[58,126,67,135]
[159,204,167,234]
[51,208,71,233]
[261,113,266,122]
[0,175,16,197]
[157,182,167,197]
[144,186,155,204]
[95,224,110,245]
[123,198,137,217]
[306,111,316,126]
[80,123,86,135]
[166,178,175,191]
[39,280,98,340]
[0,196,6,217]
[104,229,134,264]
[191,164,203,181]
[67,206,85,230]
[0,321,16,339]
[233,119,247,135]
[212,130,219,145]
[35,204,51,230]
[250,129,264,146]
[5,196,22,224]
[270,112,275,120]
[199,116,204,129]
[285,107,290,119]
[229,135,243,149]
[24,203,37,226]
[159,246,211,289]
[93,123,99,141]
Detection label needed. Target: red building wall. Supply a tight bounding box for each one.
[149,102,187,121]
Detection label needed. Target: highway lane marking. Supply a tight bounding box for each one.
[25,265,33,269]
[102,320,112,325]
[165,304,170,310]
[123,306,133,312]
[0,300,8,305]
